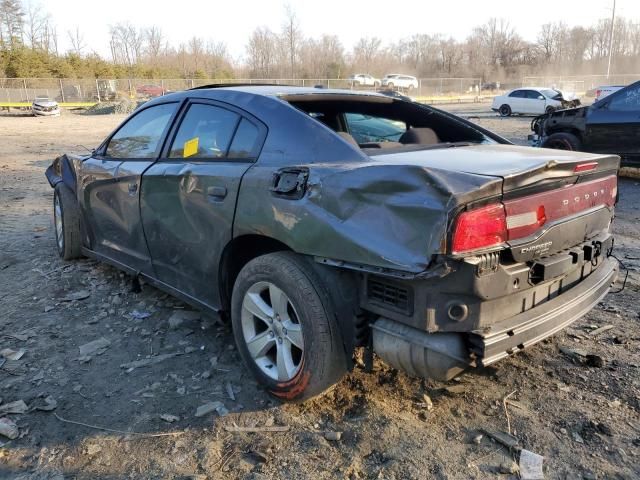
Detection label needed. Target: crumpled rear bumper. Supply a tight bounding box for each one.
[469,256,618,366]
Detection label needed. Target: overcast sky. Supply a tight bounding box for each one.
[44,0,639,61]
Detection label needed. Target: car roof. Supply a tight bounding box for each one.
[166,85,394,100]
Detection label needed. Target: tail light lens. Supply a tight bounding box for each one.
[452,204,507,254]
[451,175,617,255]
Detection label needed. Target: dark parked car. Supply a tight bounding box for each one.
[46,85,619,401]
[531,80,640,167]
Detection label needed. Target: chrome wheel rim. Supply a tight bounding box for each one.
[240,281,304,381]
[54,194,63,250]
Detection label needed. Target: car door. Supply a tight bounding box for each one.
[585,83,640,159]
[140,99,266,309]
[80,102,178,273]
[507,90,525,112]
[528,90,547,114]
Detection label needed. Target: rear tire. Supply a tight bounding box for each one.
[541,132,582,151]
[53,184,82,260]
[499,104,512,116]
[231,252,347,402]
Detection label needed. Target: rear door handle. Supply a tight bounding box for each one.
[128,182,138,195]
[207,186,227,200]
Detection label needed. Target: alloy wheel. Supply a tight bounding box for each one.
[240,281,304,381]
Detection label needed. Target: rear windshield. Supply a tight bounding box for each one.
[286,95,499,152]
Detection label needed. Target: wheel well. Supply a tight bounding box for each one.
[546,127,583,140]
[219,235,292,312]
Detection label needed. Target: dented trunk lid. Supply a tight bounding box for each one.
[374,144,620,193]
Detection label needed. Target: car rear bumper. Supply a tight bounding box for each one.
[468,256,618,366]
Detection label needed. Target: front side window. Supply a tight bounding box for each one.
[169,104,240,159]
[345,113,406,143]
[608,86,640,112]
[106,103,176,158]
[526,90,544,99]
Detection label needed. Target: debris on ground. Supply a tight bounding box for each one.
[588,324,614,336]
[0,348,26,361]
[482,429,520,450]
[60,290,91,302]
[120,352,181,371]
[168,310,201,329]
[226,382,235,401]
[324,431,343,441]
[78,337,110,357]
[0,417,18,439]
[160,414,179,423]
[34,396,57,411]
[498,461,519,475]
[519,449,544,480]
[0,400,28,414]
[129,310,152,320]
[472,433,483,445]
[195,401,228,417]
[224,425,290,433]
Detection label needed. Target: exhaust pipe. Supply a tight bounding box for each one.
[371,318,472,381]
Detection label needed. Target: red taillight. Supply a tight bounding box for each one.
[574,162,598,173]
[451,175,617,255]
[452,204,507,254]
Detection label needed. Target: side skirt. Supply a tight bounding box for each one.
[81,247,223,318]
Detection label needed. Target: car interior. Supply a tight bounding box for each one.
[284,94,493,153]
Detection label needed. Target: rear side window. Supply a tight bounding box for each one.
[228,119,260,158]
[509,90,524,98]
[169,104,239,159]
[608,85,640,112]
[106,103,176,158]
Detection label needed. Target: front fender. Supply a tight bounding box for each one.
[45,154,79,193]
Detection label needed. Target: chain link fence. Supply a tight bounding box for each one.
[0,77,484,103]
[522,74,640,96]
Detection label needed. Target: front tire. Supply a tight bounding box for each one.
[231,252,347,402]
[545,106,556,114]
[53,184,82,260]
[541,132,582,151]
[499,104,512,116]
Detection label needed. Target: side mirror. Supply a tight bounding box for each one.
[538,96,545,100]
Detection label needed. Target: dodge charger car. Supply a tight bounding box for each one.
[530,80,640,168]
[46,85,619,401]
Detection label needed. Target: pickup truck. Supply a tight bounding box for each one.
[46,85,619,401]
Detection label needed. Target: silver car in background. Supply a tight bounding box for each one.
[32,96,60,117]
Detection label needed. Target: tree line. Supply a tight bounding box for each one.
[1,0,639,80]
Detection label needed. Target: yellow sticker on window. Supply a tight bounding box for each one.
[183,137,199,158]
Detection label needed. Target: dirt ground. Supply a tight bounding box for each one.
[0,107,638,480]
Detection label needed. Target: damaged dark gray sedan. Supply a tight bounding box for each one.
[46,85,619,401]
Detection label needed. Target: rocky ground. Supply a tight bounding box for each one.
[0,108,638,480]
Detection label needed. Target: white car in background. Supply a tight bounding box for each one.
[348,74,381,87]
[491,87,565,116]
[382,74,419,90]
[32,96,60,116]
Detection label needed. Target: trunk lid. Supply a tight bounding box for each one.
[373,144,620,193]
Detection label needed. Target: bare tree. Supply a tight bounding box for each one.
[281,3,301,78]
[144,26,165,65]
[67,26,86,56]
[352,37,382,72]
[246,26,277,77]
[0,0,24,49]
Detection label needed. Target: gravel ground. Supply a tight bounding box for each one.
[0,108,638,480]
